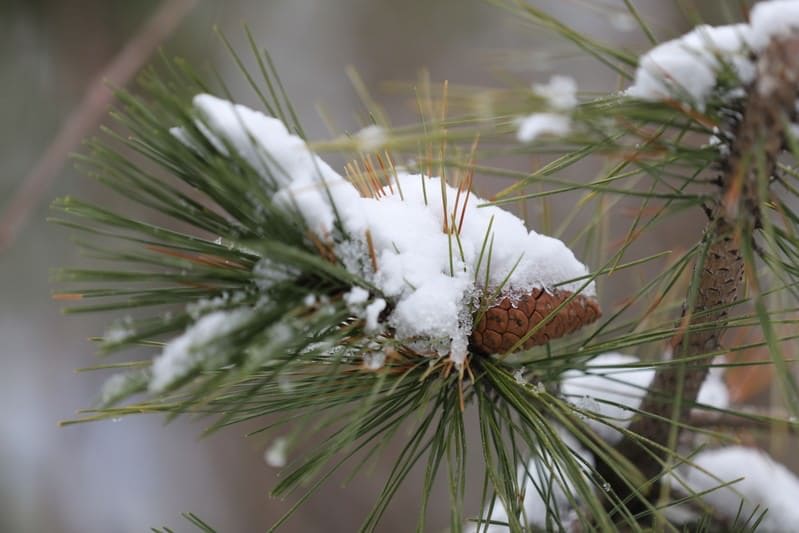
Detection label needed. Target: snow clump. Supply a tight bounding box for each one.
[174,94,595,366]
[627,1,799,109]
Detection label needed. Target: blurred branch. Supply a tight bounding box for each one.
[0,0,198,254]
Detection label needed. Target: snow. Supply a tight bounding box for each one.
[364,298,386,332]
[179,94,363,236]
[749,0,799,51]
[102,318,135,345]
[100,373,134,405]
[671,446,799,532]
[180,95,595,365]
[264,437,289,468]
[467,428,594,532]
[532,75,578,111]
[363,351,386,370]
[516,113,572,143]
[353,124,387,152]
[561,353,729,444]
[561,353,654,444]
[472,353,744,530]
[343,286,370,307]
[149,308,253,392]
[628,1,799,109]
[626,24,755,109]
[696,364,729,409]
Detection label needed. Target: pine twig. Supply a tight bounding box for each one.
[0,0,198,255]
[598,33,799,509]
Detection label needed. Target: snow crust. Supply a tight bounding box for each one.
[671,446,799,531]
[149,308,253,392]
[179,94,595,364]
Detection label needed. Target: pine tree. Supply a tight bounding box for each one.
[53,2,799,531]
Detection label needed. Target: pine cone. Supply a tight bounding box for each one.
[470,288,601,354]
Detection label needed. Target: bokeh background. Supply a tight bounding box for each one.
[0,1,751,531]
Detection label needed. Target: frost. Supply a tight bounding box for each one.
[186,291,246,319]
[670,446,799,532]
[302,293,317,307]
[532,75,578,111]
[99,372,145,405]
[101,374,130,404]
[184,96,596,365]
[149,308,253,393]
[353,124,387,152]
[264,437,289,468]
[253,257,298,291]
[103,317,135,345]
[513,368,526,384]
[516,113,571,143]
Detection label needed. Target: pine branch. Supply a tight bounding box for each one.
[599,31,799,513]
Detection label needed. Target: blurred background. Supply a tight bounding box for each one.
[0,1,752,531]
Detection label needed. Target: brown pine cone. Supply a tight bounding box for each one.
[470,288,601,354]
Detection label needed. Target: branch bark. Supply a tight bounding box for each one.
[597,33,799,511]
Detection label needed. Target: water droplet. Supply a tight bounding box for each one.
[111,417,122,423]
[602,482,611,492]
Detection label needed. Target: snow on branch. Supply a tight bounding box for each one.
[172,94,599,366]
[627,0,799,111]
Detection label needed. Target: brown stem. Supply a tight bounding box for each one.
[597,34,799,512]
[0,0,198,255]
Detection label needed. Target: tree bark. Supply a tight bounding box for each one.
[598,33,799,511]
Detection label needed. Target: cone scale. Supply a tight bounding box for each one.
[471,288,601,354]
